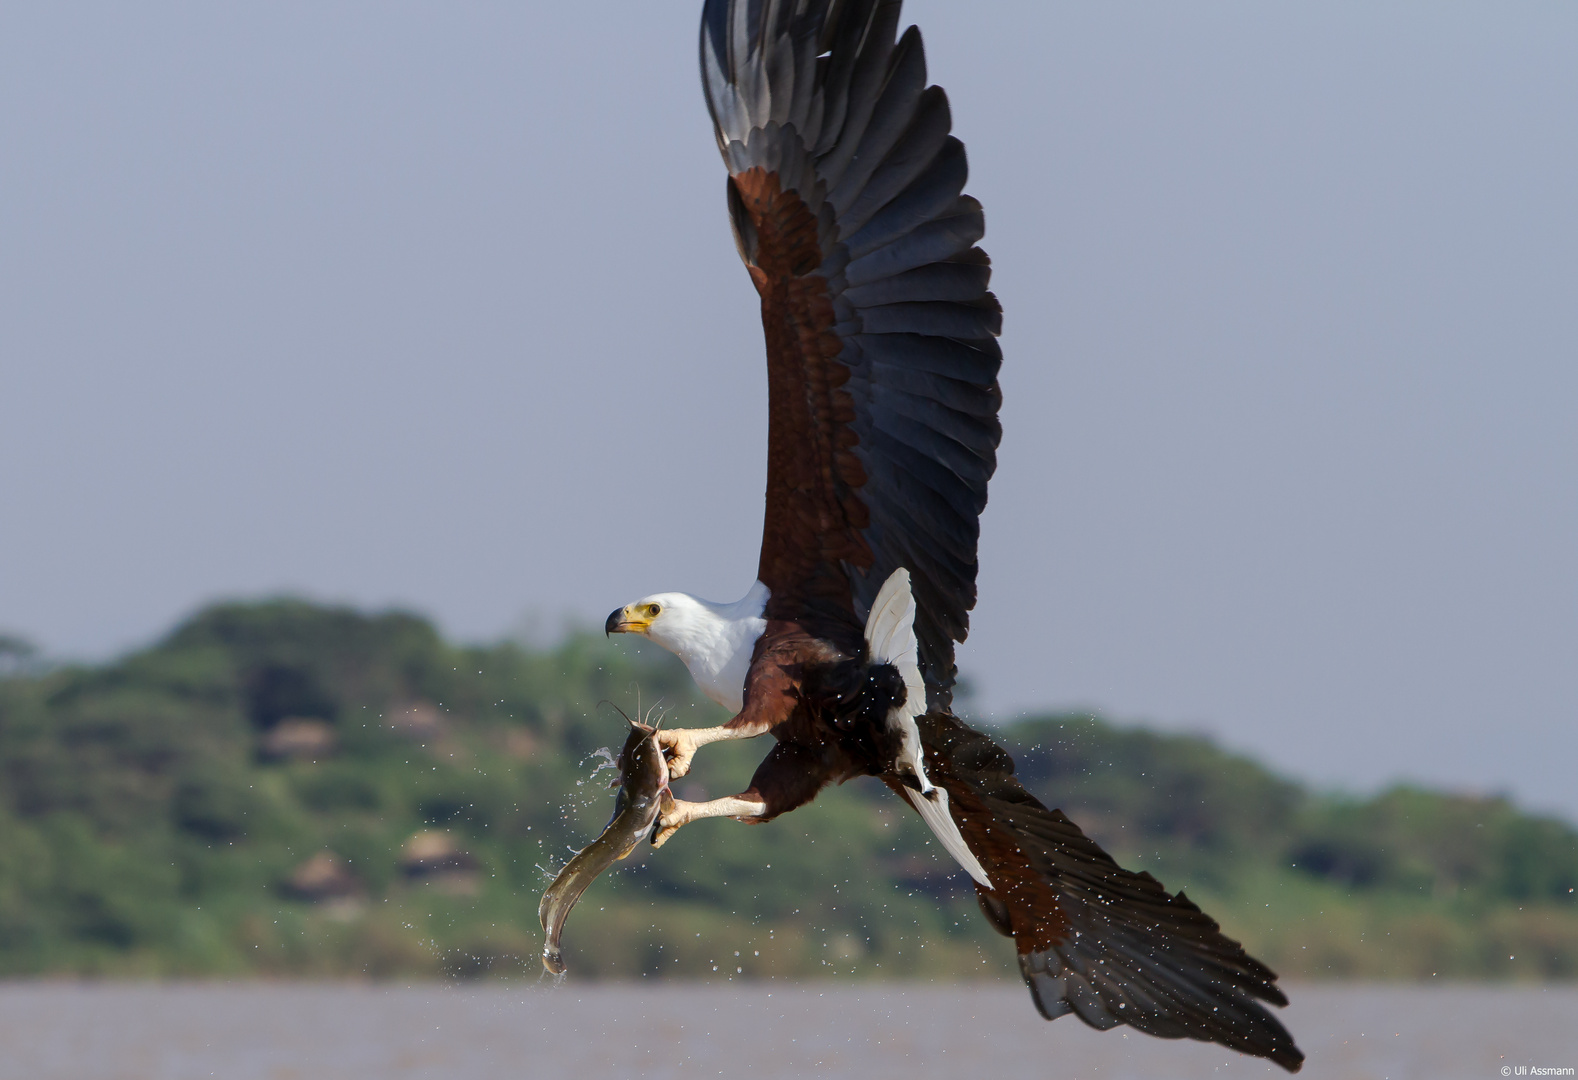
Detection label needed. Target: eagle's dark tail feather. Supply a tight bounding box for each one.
[915,712,1306,1073]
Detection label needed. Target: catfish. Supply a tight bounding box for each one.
[539,717,671,975]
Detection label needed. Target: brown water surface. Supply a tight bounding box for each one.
[0,981,1572,1079]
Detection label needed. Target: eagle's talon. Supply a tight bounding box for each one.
[650,792,684,848]
[651,808,685,848]
[655,729,698,779]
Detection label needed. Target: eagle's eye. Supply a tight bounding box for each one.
[645,603,661,618]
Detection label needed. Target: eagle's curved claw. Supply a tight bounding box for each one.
[655,728,699,779]
[650,793,686,849]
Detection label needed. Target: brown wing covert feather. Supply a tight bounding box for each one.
[731,166,872,634]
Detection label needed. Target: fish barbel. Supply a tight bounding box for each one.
[538,718,671,975]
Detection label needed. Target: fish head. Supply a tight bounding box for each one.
[607,720,670,825]
[615,721,669,799]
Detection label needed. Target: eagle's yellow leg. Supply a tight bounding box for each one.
[650,793,768,848]
[654,724,762,779]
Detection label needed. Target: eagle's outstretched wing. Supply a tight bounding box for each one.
[906,713,1306,1073]
[699,4,1303,1069]
[701,0,1002,709]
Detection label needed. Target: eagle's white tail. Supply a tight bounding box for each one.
[866,568,931,792]
[865,569,992,889]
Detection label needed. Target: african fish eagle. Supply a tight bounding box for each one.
[605,0,1304,1071]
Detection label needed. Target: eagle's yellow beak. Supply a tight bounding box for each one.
[605,605,651,637]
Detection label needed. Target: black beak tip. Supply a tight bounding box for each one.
[605,609,622,637]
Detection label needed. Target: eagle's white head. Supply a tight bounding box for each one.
[604,582,768,713]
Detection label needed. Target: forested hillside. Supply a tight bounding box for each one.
[0,601,1572,980]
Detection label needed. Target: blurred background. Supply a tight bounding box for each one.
[2,2,1574,820]
[0,0,1575,1049]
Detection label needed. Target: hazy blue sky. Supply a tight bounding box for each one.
[2,3,1574,819]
